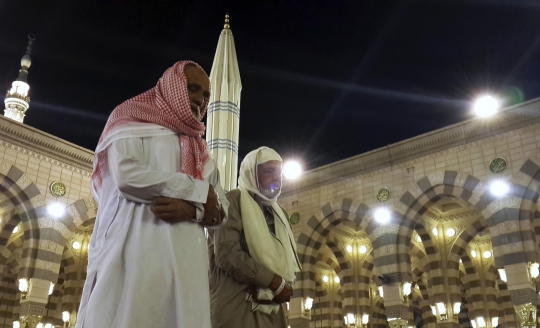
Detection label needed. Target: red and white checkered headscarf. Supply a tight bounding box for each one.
[92,61,210,197]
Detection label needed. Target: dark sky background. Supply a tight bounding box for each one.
[1,0,540,170]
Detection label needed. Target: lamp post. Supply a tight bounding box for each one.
[18,278,29,299]
[62,311,70,328]
[344,313,357,327]
[401,282,412,302]
[303,297,313,318]
[430,301,462,322]
[361,314,369,328]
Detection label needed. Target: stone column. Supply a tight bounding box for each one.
[288,297,311,328]
[18,278,52,328]
[506,263,538,327]
[382,283,412,327]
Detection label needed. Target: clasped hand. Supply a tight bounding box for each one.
[151,185,223,227]
[246,274,293,304]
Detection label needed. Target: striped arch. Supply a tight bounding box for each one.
[61,245,85,313]
[411,284,435,328]
[485,156,540,268]
[484,263,500,322]
[396,170,494,302]
[312,279,330,328]
[325,235,354,313]
[460,255,483,318]
[0,272,18,328]
[0,231,23,277]
[356,250,374,315]
[295,198,372,298]
[42,273,65,326]
[446,220,488,308]
[0,163,44,279]
[30,196,97,282]
[496,278,515,328]
[331,289,343,328]
[415,279,436,327]
[325,235,350,274]
[533,210,540,256]
[457,281,473,328]
[412,222,435,285]
[0,210,20,249]
[483,184,538,269]
[371,297,387,328]
[316,252,341,276]
[410,240,427,284]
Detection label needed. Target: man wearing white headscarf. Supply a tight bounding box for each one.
[209,146,302,328]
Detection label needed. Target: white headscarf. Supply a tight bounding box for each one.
[237,147,301,314]
[238,147,282,205]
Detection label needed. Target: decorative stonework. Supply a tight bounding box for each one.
[454,172,469,188]
[290,212,300,225]
[470,238,492,247]
[514,303,536,327]
[38,240,58,254]
[427,171,445,186]
[20,314,42,328]
[489,157,508,173]
[0,140,92,177]
[35,259,54,271]
[379,264,399,274]
[38,218,66,234]
[0,161,10,175]
[30,194,45,207]
[84,196,98,210]
[388,318,408,328]
[377,187,391,202]
[485,197,521,216]
[501,242,524,255]
[376,245,397,257]
[49,181,66,197]
[16,174,32,190]
[372,224,399,239]
[495,220,520,235]
[426,209,480,223]
[66,205,80,219]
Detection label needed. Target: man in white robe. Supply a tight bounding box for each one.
[76,61,228,328]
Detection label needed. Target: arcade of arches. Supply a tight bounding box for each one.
[0,97,540,328]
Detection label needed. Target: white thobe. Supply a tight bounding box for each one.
[76,133,227,328]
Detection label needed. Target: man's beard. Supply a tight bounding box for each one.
[191,104,201,120]
[259,184,281,199]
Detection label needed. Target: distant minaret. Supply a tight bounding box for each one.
[206,14,242,191]
[4,34,35,123]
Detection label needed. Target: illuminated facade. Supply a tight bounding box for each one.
[1,28,540,328]
[281,98,540,328]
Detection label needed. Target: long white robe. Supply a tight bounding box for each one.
[76,133,228,328]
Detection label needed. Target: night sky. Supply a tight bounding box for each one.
[1,0,540,170]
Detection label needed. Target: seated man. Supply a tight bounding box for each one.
[209,146,302,328]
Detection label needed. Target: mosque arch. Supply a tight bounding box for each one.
[295,198,372,298]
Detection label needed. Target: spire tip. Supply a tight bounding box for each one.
[224,12,230,29]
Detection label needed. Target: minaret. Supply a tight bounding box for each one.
[207,14,242,191]
[4,34,35,123]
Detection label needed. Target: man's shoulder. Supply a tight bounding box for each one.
[225,188,242,201]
